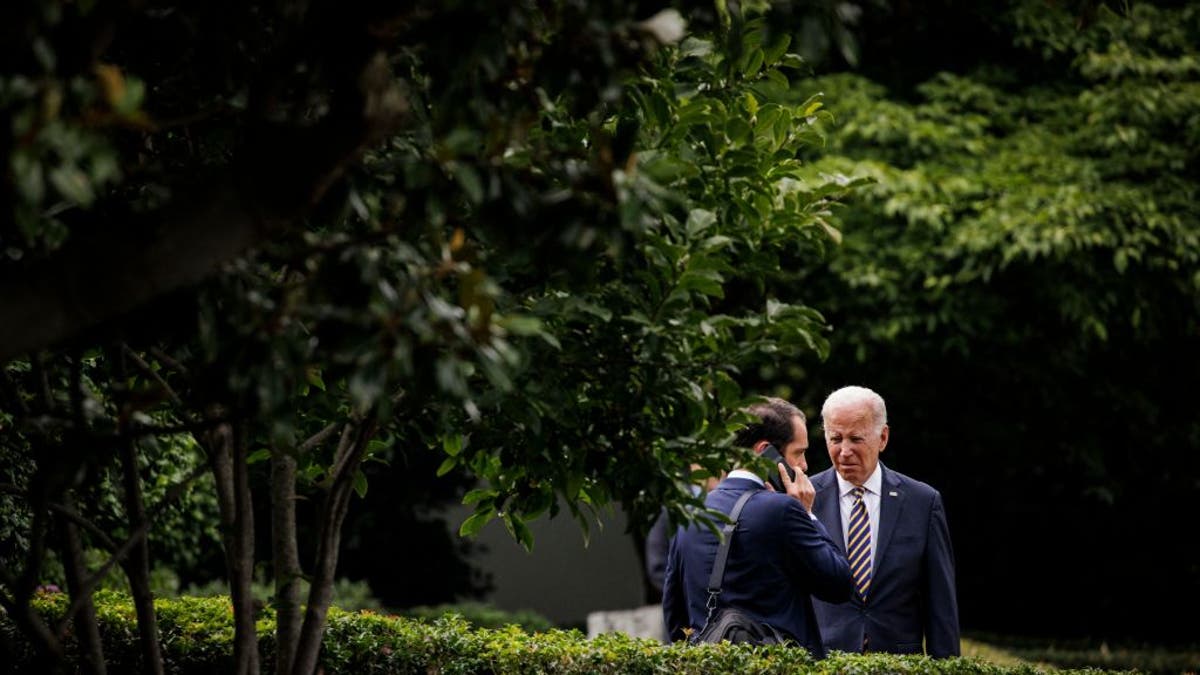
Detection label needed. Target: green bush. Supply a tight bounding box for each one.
[182,575,382,612]
[398,602,554,633]
[2,591,1134,674]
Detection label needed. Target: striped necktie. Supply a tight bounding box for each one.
[847,486,872,601]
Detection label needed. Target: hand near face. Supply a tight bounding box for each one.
[774,462,815,512]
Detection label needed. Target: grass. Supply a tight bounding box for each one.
[962,634,1200,674]
[961,637,1041,668]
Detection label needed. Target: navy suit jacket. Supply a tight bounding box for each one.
[662,477,853,656]
[810,463,960,657]
[645,508,671,595]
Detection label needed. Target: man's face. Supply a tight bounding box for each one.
[782,415,810,474]
[824,403,888,486]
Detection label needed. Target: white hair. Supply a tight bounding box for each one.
[821,386,887,434]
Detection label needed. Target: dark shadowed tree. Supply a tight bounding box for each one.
[1,2,856,673]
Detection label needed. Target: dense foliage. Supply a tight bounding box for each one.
[3,0,1195,669]
[0,590,1129,675]
[451,13,858,551]
[785,0,1199,643]
[0,1,856,672]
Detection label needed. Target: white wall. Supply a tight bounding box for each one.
[442,502,646,627]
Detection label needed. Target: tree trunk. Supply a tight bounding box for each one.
[207,416,259,675]
[271,450,302,675]
[57,495,107,675]
[289,422,373,675]
[0,596,64,673]
[118,435,165,675]
[3,508,66,671]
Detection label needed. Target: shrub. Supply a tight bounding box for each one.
[1,591,1136,674]
[398,602,554,633]
[182,575,382,612]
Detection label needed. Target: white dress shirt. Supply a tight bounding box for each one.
[836,466,882,564]
[727,469,764,486]
[727,469,818,520]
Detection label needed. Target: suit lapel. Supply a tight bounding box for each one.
[874,464,905,566]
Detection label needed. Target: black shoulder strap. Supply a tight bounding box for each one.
[704,489,757,611]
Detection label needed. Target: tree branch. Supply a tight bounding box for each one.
[121,343,184,408]
[53,461,210,636]
[298,422,340,455]
[43,502,118,552]
[148,346,189,378]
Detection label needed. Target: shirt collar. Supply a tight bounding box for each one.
[727,469,765,487]
[836,464,882,498]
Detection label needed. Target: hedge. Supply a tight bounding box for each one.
[2,590,1130,674]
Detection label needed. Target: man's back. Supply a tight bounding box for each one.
[662,476,852,657]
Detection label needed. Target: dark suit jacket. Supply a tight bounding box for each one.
[645,507,671,595]
[662,477,853,656]
[810,463,960,657]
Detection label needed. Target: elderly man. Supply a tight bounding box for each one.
[663,397,852,655]
[810,386,960,657]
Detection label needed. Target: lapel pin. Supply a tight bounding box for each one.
[888,491,898,497]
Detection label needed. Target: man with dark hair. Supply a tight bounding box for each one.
[662,397,853,655]
[733,397,805,449]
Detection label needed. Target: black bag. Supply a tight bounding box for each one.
[688,490,793,646]
[689,606,790,645]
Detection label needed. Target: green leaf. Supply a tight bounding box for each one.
[303,464,326,483]
[498,315,544,336]
[686,209,718,237]
[763,33,791,66]
[764,68,789,90]
[305,367,326,391]
[772,108,793,150]
[679,36,713,58]
[459,509,494,538]
[565,472,583,501]
[725,116,752,146]
[817,218,843,245]
[462,488,497,505]
[778,53,806,70]
[754,105,782,143]
[114,76,146,116]
[436,456,458,477]
[743,48,764,77]
[246,448,271,465]
[453,163,485,205]
[700,235,733,251]
[505,513,535,552]
[48,165,94,206]
[352,469,368,498]
[742,92,759,117]
[677,269,725,298]
[365,439,389,457]
[566,298,613,322]
[442,434,464,457]
[12,153,44,203]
